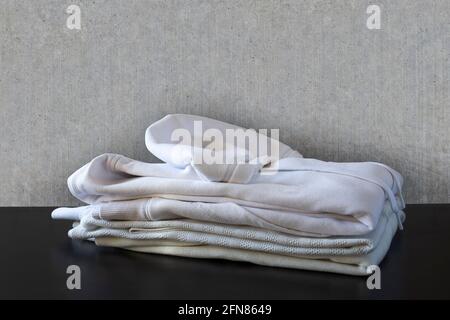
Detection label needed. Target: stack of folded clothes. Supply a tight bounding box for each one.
[52,114,405,276]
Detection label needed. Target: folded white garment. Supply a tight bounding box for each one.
[57,203,402,276]
[53,197,394,237]
[94,238,391,276]
[66,152,404,235]
[145,114,303,169]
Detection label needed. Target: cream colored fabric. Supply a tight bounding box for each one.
[95,210,398,276]
[59,202,402,276]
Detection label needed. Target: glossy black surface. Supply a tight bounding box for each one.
[0,205,449,299]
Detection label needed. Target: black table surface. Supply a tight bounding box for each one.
[1,205,449,299]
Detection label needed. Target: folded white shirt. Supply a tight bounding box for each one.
[66,152,404,236]
[54,196,393,237]
[55,201,402,276]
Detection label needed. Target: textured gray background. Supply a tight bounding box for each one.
[0,0,449,205]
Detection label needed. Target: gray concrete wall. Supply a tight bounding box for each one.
[0,0,449,205]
